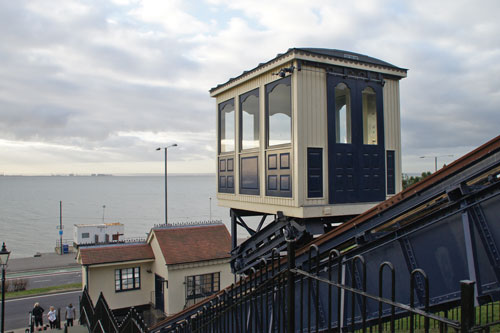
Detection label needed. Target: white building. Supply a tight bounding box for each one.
[73,223,125,246]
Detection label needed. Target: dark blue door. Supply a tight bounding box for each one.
[155,274,165,313]
[327,75,385,204]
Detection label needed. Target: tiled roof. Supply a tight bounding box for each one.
[153,224,231,265]
[79,243,155,265]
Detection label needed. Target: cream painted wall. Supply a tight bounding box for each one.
[215,59,404,217]
[86,261,154,310]
[165,259,232,316]
[149,233,169,312]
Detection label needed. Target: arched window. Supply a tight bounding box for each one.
[219,100,235,153]
[335,83,352,144]
[267,77,291,146]
[240,90,259,150]
[362,87,377,145]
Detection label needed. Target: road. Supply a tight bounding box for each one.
[4,290,82,331]
[8,270,82,289]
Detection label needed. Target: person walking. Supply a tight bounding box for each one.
[32,302,44,331]
[47,306,57,329]
[65,303,76,327]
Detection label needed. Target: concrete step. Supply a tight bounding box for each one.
[67,325,88,333]
[7,324,88,333]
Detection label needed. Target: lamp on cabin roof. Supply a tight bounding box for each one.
[157,144,178,225]
[0,242,11,333]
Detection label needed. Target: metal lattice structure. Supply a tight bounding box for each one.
[152,135,500,332]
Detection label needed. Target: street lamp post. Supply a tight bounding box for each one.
[0,242,11,333]
[157,144,178,225]
[420,155,454,172]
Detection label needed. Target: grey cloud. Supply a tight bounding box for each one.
[1,0,499,174]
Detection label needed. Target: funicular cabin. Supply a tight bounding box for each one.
[211,48,407,272]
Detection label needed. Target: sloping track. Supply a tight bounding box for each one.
[152,135,500,332]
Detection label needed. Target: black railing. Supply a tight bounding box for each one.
[157,239,500,332]
[80,288,149,333]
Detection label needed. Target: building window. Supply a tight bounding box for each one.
[335,83,352,144]
[362,87,378,145]
[240,89,260,150]
[186,272,220,300]
[266,76,291,147]
[82,233,90,239]
[219,99,235,153]
[115,267,140,292]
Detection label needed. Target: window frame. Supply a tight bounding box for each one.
[334,82,352,144]
[218,98,235,154]
[115,267,141,292]
[185,272,220,300]
[361,86,378,145]
[266,76,292,148]
[239,88,260,152]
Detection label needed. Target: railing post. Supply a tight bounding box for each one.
[287,238,296,333]
[460,280,475,332]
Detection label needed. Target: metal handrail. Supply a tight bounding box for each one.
[292,268,461,329]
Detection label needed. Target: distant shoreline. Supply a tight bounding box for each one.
[0,173,216,177]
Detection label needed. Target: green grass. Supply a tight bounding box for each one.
[368,301,500,332]
[0,283,82,299]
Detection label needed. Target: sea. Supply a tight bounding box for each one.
[0,175,234,258]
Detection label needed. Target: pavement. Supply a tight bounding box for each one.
[6,324,88,333]
[4,253,82,333]
[6,252,80,275]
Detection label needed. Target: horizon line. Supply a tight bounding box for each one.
[0,172,216,177]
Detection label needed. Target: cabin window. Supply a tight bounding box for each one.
[186,272,220,300]
[82,233,89,239]
[219,99,235,153]
[240,89,259,150]
[362,87,378,145]
[266,77,291,146]
[115,267,140,292]
[335,83,352,144]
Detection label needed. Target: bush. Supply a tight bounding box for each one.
[11,279,28,291]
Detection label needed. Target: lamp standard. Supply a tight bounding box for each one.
[157,144,178,225]
[0,242,11,333]
[420,155,454,172]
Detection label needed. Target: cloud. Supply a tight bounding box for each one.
[0,0,499,174]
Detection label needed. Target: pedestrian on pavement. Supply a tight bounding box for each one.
[65,303,76,327]
[47,306,57,329]
[32,302,44,331]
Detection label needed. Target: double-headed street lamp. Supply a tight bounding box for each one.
[157,144,178,225]
[0,242,11,333]
[420,155,454,172]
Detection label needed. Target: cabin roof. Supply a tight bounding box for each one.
[153,223,231,265]
[209,47,407,95]
[297,48,402,69]
[79,243,154,265]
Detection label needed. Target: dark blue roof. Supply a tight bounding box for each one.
[294,48,403,69]
[210,47,406,93]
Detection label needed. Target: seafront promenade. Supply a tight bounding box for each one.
[7,253,80,276]
[3,253,82,332]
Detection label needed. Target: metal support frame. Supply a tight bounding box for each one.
[469,204,500,280]
[155,138,500,332]
[399,236,426,304]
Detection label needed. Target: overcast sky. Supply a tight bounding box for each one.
[0,0,499,175]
